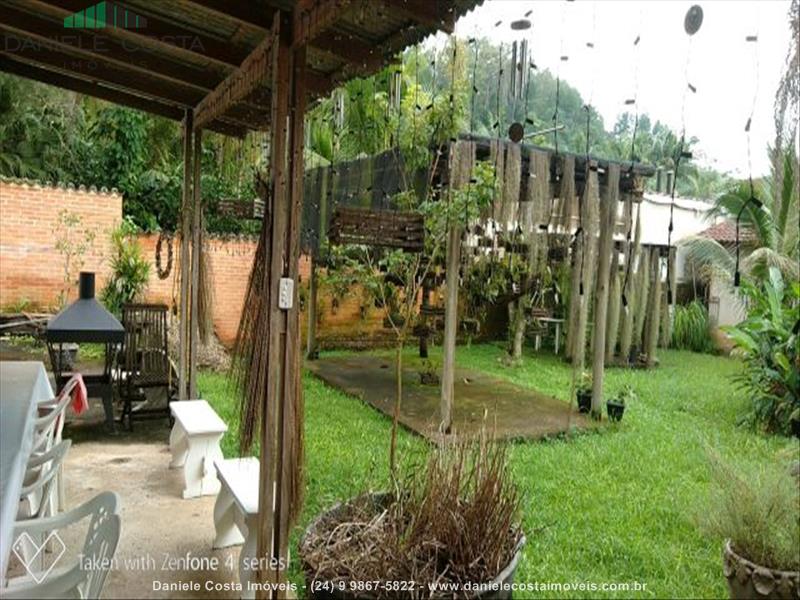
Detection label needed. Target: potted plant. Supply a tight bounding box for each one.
[299,441,526,599]
[576,371,592,414]
[698,452,799,599]
[607,385,634,422]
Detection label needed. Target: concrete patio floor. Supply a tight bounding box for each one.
[8,418,243,599]
[308,354,597,440]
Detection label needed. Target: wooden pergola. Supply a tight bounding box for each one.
[0,0,481,595]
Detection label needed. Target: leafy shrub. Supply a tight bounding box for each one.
[101,217,150,315]
[724,268,799,435]
[671,300,714,353]
[698,450,800,570]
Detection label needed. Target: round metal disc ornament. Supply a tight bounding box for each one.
[510,19,531,31]
[508,121,524,143]
[684,5,703,35]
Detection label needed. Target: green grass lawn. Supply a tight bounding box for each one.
[198,344,798,598]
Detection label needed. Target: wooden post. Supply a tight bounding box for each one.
[645,249,662,367]
[633,243,651,355]
[573,165,599,372]
[178,110,193,401]
[440,221,460,432]
[590,164,619,418]
[189,129,202,399]
[605,247,621,363]
[306,255,318,359]
[618,204,641,363]
[255,12,306,599]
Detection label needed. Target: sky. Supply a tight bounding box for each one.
[440,0,793,178]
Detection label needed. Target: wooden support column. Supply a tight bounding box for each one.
[255,11,307,599]
[306,255,318,359]
[590,164,619,418]
[645,249,662,367]
[178,110,194,400]
[619,204,642,363]
[188,129,203,399]
[440,221,460,433]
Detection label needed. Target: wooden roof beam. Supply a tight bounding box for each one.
[393,0,456,34]
[0,54,247,137]
[183,0,382,73]
[32,0,252,67]
[193,23,276,130]
[293,0,352,47]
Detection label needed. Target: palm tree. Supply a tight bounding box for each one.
[680,151,799,283]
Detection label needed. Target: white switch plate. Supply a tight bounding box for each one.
[278,277,294,310]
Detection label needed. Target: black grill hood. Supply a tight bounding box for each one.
[46,272,124,343]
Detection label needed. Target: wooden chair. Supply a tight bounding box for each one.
[118,304,176,429]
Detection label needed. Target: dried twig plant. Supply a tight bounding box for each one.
[300,438,524,598]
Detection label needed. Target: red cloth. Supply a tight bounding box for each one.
[61,374,89,415]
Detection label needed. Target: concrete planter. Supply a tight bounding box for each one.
[723,540,799,599]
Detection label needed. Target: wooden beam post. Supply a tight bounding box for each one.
[646,249,663,367]
[255,10,307,599]
[440,220,460,433]
[178,110,194,400]
[590,164,619,418]
[189,129,203,399]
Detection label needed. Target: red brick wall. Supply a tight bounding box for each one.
[1,179,390,348]
[0,179,121,310]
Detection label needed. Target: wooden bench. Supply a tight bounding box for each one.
[169,400,227,499]
[212,457,259,599]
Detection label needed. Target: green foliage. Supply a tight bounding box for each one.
[698,450,800,570]
[200,345,797,597]
[52,210,96,308]
[577,370,592,394]
[723,268,800,435]
[615,384,638,405]
[101,217,150,315]
[671,301,714,353]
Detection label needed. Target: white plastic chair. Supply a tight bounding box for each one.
[4,492,121,599]
[18,440,71,521]
[30,387,75,515]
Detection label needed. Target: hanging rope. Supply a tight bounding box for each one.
[666,5,703,304]
[621,10,642,305]
[736,14,762,287]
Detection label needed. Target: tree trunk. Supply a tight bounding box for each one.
[511,299,526,360]
[590,165,619,419]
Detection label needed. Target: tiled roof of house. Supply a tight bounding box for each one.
[699,220,758,244]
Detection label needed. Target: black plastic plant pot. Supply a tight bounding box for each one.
[791,418,800,439]
[607,400,625,422]
[577,391,592,414]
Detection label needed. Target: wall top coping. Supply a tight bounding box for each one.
[0,176,121,198]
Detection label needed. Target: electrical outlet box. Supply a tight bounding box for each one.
[278,277,294,310]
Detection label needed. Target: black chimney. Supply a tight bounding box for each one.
[79,272,95,300]
[46,272,124,343]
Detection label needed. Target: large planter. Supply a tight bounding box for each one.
[301,494,526,599]
[723,540,799,599]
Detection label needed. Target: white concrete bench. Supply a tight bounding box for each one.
[212,457,259,599]
[169,400,227,499]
